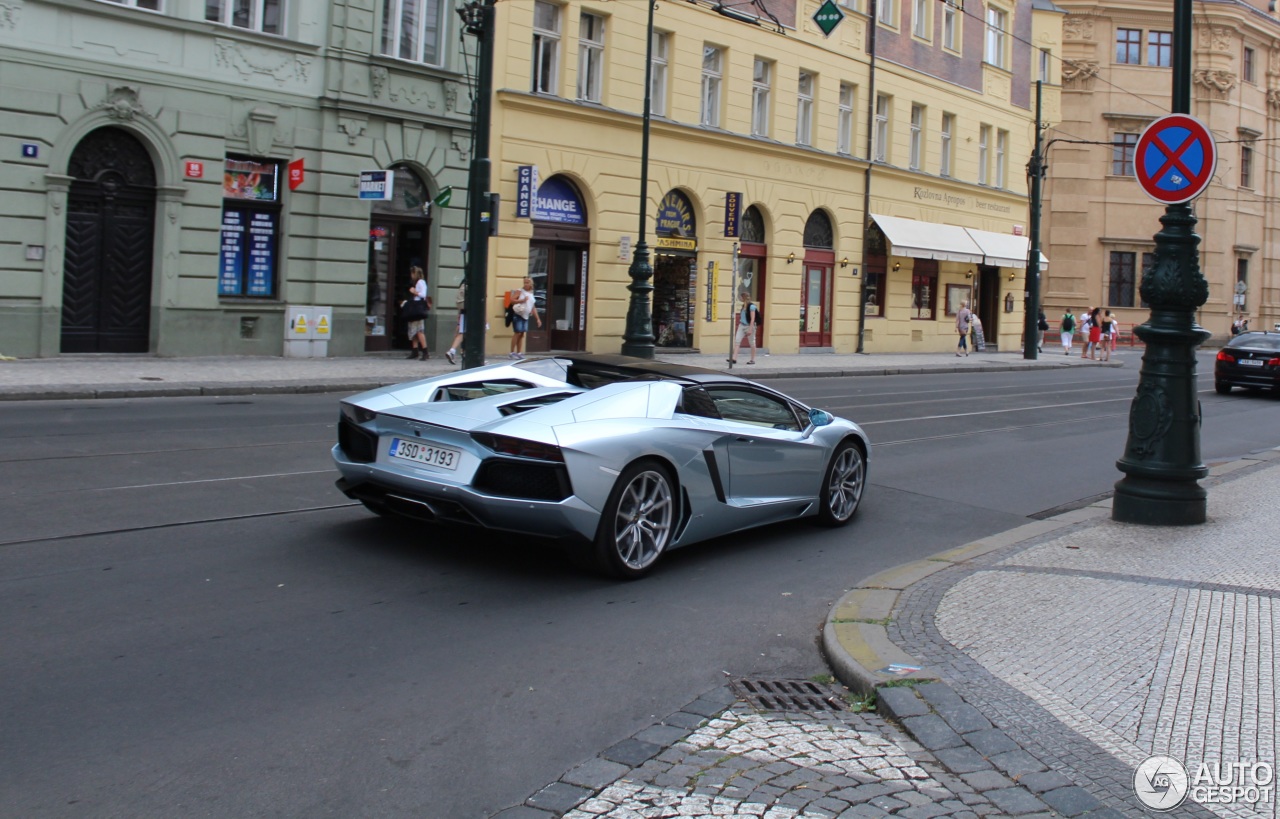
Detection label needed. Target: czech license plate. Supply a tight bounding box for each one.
[1239,358,1264,367]
[388,437,460,470]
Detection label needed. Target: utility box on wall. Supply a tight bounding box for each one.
[285,305,332,357]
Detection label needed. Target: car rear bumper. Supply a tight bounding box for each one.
[1215,365,1280,390]
[333,445,600,541]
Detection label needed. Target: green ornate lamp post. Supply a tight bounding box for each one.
[620,0,657,359]
[1112,0,1212,525]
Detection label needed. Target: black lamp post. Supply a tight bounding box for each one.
[459,0,495,370]
[1112,0,1211,524]
[620,0,657,359]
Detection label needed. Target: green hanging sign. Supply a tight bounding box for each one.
[813,0,844,36]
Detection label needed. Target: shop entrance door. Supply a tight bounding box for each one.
[976,264,999,349]
[525,243,588,352]
[800,263,832,347]
[365,219,430,351]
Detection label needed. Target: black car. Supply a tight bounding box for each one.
[1215,332,1280,394]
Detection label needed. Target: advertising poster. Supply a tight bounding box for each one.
[218,209,246,295]
[223,159,279,201]
[219,207,277,297]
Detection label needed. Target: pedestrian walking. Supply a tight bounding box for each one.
[402,266,430,360]
[1079,307,1094,360]
[1095,308,1116,360]
[729,291,759,365]
[1060,310,1076,355]
[1086,308,1102,360]
[445,279,466,365]
[1037,309,1049,352]
[955,301,973,357]
[509,276,540,360]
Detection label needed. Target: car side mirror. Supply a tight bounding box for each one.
[808,408,834,427]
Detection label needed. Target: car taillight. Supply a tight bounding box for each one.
[1217,351,1235,363]
[1269,357,1280,367]
[471,432,564,462]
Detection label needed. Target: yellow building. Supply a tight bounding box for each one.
[1044,0,1278,339]
[482,0,1063,356]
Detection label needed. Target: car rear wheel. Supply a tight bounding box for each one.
[595,460,675,580]
[818,440,865,526]
[1215,381,1232,395]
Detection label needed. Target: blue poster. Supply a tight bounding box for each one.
[219,209,246,295]
[533,176,585,224]
[516,165,534,218]
[246,211,276,296]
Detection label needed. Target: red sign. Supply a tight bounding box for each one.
[1134,114,1217,205]
[185,161,204,179]
[288,158,305,191]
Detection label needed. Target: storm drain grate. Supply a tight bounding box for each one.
[729,678,845,712]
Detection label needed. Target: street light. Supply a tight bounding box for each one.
[620,1,657,359]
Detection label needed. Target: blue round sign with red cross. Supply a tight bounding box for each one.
[1134,114,1217,205]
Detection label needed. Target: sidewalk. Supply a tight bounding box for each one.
[0,346,1122,401]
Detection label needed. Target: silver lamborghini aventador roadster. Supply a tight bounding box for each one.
[333,354,869,578]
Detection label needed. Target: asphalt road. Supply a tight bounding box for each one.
[2,350,1277,818]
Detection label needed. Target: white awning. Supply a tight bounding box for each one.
[869,213,983,264]
[963,227,1048,269]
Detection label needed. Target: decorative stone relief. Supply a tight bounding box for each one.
[370,66,388,99]
[1063,16,1094,42]
[0,0,20,29]
[387,81,437,109]
[1061,59,1100,90]
[247,106,278,156]
[444,81,459,113]
[451,132,470,163]
[97,85,148,121]
[1194,69,1236,99]
[1200,26,1232,53]
[338,117,367,146]
[1268,88,1280,115]
[214,39,312,86]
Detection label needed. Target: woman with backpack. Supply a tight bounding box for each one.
[1060,311,1076,355]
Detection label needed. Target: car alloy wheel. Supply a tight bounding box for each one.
[597,461,674,579]
[820,441,865,526]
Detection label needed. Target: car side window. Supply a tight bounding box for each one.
[678,386,721,419]
[705,388,802,431]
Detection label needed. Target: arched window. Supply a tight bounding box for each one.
[803,210,833,249]
[741,205,765,244]
[372,165,431,216]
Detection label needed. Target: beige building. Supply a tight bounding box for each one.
[1045,0,1278,339]
[484,0,1063,356]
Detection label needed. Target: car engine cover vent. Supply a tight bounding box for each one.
[729,678,845,712]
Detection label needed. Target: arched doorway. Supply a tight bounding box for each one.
[653,190,698,349]
[527,175,590,352]
[800,210,834,348]
[738,205,767,348]
[61,127,157,353]
[365,166,432,351]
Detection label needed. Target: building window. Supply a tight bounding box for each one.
[1241,143,1254,188]
[978,124,991,185]
[1146,31,1171,67]
[909,104,924,170]
[1039,49,1050,82]
[1115,27,1141,65]
[219,158,282,298]
[940,113,954,177]
[912,0,929,38]
[877,0,894,26]
[942,0,958,50]
[107,0,162,9]
[1244,47,1256,84]
[650,31,669,116]
[701,45,723,128]
[796,71,815,146]
[984,6,1007,69]
[1237,257,1249,293]
[995,129,1008,188]
[531,1,560,95]
[874,94,889,162]
[210,0,281,34]
[911,268,937,319]
[577,12,605,103]
[864,270,885,317]
[1109,251,1137,307]
[752,58,771,137]
[837,83,855,155]
[1112,132,1138,176]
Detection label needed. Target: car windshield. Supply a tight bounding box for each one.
[1228,333,1280,352]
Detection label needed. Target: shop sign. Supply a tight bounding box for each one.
[705,261,718,322]
[358,169,395,200]
[224,159,279,201]
[813,0,844,36]
[656,191,695,239]
[533,175,584,224]
[724,192,742,238]
[656,236,697,251]
[288,158,305,191]
[516,165,539,218]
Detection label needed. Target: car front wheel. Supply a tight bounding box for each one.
[818,440,866,526]
[594,460,675,580]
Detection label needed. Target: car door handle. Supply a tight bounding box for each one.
[735,437,754,443]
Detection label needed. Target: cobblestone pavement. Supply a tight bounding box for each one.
[501,683,1132,818]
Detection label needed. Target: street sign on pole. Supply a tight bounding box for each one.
[1134,114,1216,205]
